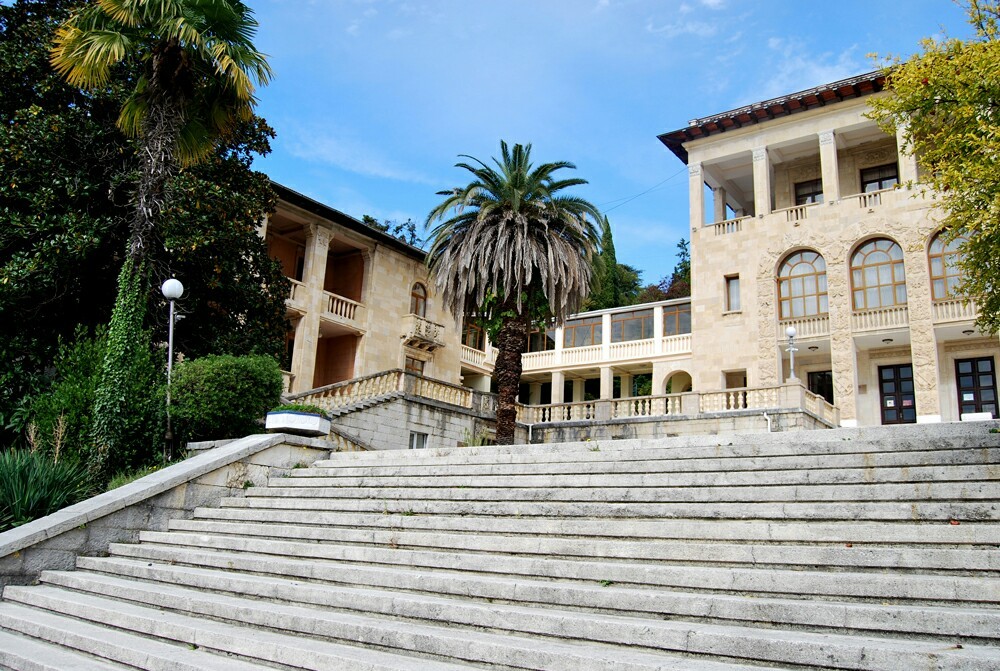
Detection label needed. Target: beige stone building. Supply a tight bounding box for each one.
[658,71,998,426]
[272,71,998,432]
[263,183,462,395]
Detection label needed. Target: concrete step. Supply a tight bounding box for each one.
[312,422,1000,467]
[31,569,1000,671]
[80,555,1000,641]
[116,533,1000,604]
[6,581,785,671]
[303,446,1000,478]
[166,518,1000,572]
[191,506,1000,545]
[0,628,132,671]
[217,493,1000,521]
[277,462,1000,489]
[0,586,474,671]
[245,480,1000,504]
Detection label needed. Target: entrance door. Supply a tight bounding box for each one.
[807,370,834,405]
[878,364,916,424]
[956,357,998,418]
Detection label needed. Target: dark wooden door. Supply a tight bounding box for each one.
[878,364,916,424]
[956,357,998,418]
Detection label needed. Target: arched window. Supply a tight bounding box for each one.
[928,232,967,301]
[410,283,427,317]
[777,251,828,319]
[851,239,907,310]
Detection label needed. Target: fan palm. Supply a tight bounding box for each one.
[50,0,272,262]
[427,141,603,444]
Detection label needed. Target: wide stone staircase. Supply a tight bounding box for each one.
[2,423,1000,670]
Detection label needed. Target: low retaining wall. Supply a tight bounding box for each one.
[0,433,329,588]
[526,407,833,444]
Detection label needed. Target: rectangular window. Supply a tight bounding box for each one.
[725,275,741,312]
[563,316,602,348]
[663,304,692,335]
[794,179,824,205]
[861,163,899,192]
[462,320,485,350]
[611,309,653,342]
[405,357,425,375]
[526,326,556,352]
[409,432,428,450]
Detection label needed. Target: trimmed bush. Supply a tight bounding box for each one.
[171,354,283,442]
[0,450,93,532]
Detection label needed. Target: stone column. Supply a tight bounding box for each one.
[551,370,565,405]
[601,313,612,360]
[818,130,840,202]
[529,383,542,405]
[826,245,859,425]
[553,325,564,365]
[896,123,920,185]
[905,241,942,422]
[620,373,633,399]
[600,366,614,400]
[653,305,664,354]
[712,186,727,224]
[289,223,333,393]
[689,162,705,227]
[572,379,585,402]
[752,148,772,217]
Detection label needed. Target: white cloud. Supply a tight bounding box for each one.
[700,0,725,8]
[745,39,862,101]
[286,126,437,185]
[646,17,718,38]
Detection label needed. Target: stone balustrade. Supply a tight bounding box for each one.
[933,297,977,323]
[402,313,447,351]
[851,305,909,332]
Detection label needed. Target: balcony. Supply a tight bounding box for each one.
[285,278,308,314]
[520,334,692,373]
[321,290,367,333]
[851,305,909,333]
[402,314,446,351]
[461,344,498,370]
[777,315,830,340]
[933,297,977,324]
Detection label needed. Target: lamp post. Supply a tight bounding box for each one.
[785,325,798,382]
[161,278,184,460]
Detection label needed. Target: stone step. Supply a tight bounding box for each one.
[80,555,1000,641]
[6,581,783,671]
[117,533,1000,604]
[166,518,1000,572]
[255,479,1000,503]
[32,569,1000,671]
[312,422,1000,467]
[217,493,1000,521]
[191,506,1000,545]
[0,586,473,671]
[284,448,1000,486]
[0,602,268,671]
[0,627,132,671]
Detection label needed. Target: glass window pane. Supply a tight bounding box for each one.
[978,359,993,372]
[679,311,691,333]
[819,295,828,313]
[896,285,907,304]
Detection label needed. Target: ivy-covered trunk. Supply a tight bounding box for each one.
[492,299,530,445]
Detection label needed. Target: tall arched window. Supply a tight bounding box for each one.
[928,232,967,301]
[851,238,907,310]
[777,251,828,319]
[410,283,427,317]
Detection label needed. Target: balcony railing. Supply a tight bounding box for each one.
[661,333,692,354]
[710,217,750,235]
[851,305,909,332]
[286,279,307,311]
[933,297,977,323]
[778,315,830,340]
[402,313,447,351]
[460,344,497,369]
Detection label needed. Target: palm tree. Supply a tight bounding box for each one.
[50,0,272,263]
[427,141,603,444]
[49,0,271,459]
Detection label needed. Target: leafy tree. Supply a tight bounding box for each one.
[663,238,691,299]
[49,0,272,455]
[587,217,643,309]
[427,141,602,444]
[0,1,286,456]
[867,1,1000,331]
[361,214,423,248]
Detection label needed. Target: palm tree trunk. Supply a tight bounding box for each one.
[493,298,529,445]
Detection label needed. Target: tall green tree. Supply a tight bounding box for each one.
[49,0,272,455]
[868,0,1000,331]
[427,141,602,444]
[587,217,642,310]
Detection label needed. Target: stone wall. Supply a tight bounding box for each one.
[0,434,329,589]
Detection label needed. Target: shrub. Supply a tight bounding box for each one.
[0,450,93,532]
[270,403,328,416]
[171,354,283,442]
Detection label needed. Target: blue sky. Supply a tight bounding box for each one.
[251,1,972,285]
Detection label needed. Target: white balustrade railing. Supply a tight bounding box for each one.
[517,401,598,424]
[609,338,656,361]
[291,369,402,411]
[711,217,749,235]
[324,291,365,323]
[401,313,446,349]
[562,344,602,365]
[699,386,781,413]
[461,344,488,368]
[933,298,977,323]
[280,370,294,394]
[778,315,830,340]
[851,305,909,332]
[287,279,306,306]
[661,333,692,355]
[844,188,893,210]
[803,390,839,425]
[522,350,556,370]
[776,204,811,223]
[404,373,472,407]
